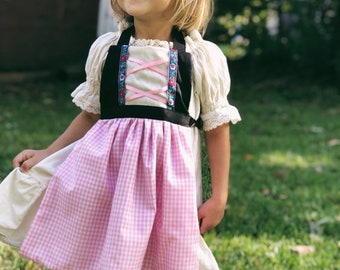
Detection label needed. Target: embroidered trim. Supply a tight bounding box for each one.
[118,45,129,105]
[167,49,178,111]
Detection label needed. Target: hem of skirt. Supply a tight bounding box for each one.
[0,234,22,248]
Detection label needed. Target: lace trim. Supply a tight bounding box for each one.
[71,82,100,114]
[129,36,173,48]
[201,106,241,131]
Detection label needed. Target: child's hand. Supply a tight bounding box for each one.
[12,149,51,172]
[198,197,226,234]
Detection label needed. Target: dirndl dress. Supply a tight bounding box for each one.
[19,27,241,269]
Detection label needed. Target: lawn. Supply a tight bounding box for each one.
[0,76,339,269]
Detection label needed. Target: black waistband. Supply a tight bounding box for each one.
[101,105,202,128]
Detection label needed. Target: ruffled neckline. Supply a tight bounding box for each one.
[129,36,173,49]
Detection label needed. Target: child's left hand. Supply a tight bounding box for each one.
[197,197,226,234]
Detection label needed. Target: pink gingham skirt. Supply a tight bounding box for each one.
[20,118,200,269]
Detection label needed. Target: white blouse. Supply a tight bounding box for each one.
[71,30,241,131]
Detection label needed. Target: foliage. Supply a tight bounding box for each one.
[208,0,340,80]
[0,77,339,269]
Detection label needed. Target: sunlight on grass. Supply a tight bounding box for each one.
[1,79,339,269]
[258,151,333,169]
[0,242,26,269]
[0,241,46,270]
[204,232,340,270]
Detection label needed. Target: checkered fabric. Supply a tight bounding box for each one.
[20,118,200,270]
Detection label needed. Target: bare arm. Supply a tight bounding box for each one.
[13,110,100,171]
[198,123,230,234]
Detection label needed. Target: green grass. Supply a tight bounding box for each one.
[0,77,339,269]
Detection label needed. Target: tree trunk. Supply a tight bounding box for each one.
[97,0,117,36]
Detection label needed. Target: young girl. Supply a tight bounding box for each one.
[11,0,241,268]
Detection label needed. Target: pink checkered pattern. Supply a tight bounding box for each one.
[20,118,200,269]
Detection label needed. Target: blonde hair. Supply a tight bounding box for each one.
[110,0,214,34]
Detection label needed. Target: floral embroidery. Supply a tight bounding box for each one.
[167,49,178,111]
[118,45,129,105]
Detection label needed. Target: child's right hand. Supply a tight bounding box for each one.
[12,149,51,172]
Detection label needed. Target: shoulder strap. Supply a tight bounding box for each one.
[117,26,134,46]
[171,28,192,114]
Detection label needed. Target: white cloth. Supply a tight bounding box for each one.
[124,45,171,108]
[0,142,76,247]
[198,237,220,270]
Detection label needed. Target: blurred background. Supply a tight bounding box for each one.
[209,0,339,82]
[0,0,338,85]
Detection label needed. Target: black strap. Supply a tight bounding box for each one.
[117,26,134,47]
[171,28,192,114]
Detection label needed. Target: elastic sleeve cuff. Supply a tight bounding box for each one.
[201,105,241,131]
[71,82,101,114]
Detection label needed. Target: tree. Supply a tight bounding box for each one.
[208,0,339,80]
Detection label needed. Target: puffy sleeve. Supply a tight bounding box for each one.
[71,32,120,114]
[187,31,241,131]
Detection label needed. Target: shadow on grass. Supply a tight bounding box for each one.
[201,77,339,236]
[202,78,340,269]
[0,75,339,269]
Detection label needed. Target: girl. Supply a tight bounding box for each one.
[12,0,241,268]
